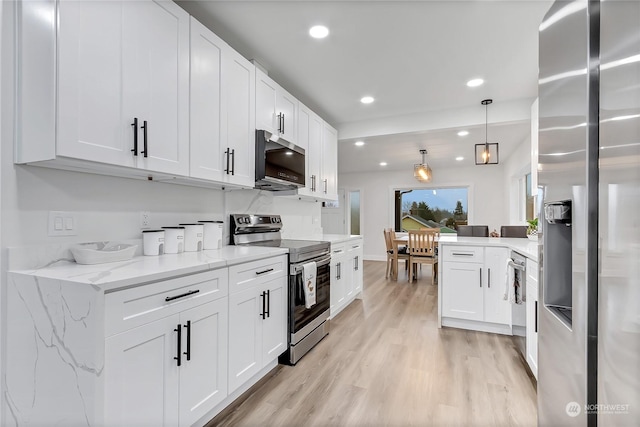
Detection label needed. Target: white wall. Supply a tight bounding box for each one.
[339,165,508,261]
[503,137,532,225]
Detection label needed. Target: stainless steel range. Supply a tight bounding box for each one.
[230,214,331,365]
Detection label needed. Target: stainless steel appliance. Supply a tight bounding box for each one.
[255,130,305,191]
[508,251,527,356]
[538,1,640,425]
[230,214,331,365]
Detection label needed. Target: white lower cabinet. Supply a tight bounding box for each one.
[105,269,229,427]
[526,259,539,378]
[330,238,364,318]
[441,245,511,331]
[105,298,228,427]
[329,243,346,316]
[441,262,484,321]
[228,256,288,393]
[105,314,181,427]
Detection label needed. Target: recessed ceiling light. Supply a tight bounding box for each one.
[466,78,484,88]
[309,25,329,39]
[379,162,387,166]
[355,141,365,146]
[457,130,469,137]
[285,151,293,156]
[360,96,375,104]
[456,156,464,161]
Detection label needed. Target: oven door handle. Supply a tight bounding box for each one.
[291,254,331,274]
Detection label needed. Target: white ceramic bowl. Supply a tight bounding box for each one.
[70,242,137,265]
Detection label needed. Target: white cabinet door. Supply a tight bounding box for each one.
[178,299,228,427]
[255,69,278,134]
[57,0,134,167]
[321,123,339,200]
[124,0,189,176]
[223,47,256,187]
[105,315,180,427]
[228,287,262,393]
[330,256,346,316]
[189,17,224,181]
[349,241,364,294]
[297,104,323,197]
[441,262,484,321]
[483,247,511,325]
[260,278,287,363]
[276,88,297,144]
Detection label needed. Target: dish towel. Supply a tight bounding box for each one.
[504,258,515,302]
[302,261,317,309]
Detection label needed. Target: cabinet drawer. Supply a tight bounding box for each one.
[347,239,363,252]
[105,268,228,337]
[331,243,346,256]
[228,255,287,293]
[442,245,484,263]
[526,258,538,281]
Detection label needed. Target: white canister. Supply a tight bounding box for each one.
[142,230,165,256]
[179,223,204,252]
[199,221,223,250]
[162,227,185,254]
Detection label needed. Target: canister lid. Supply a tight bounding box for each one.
[142,229,164,233]
[179,223,203,226]
[198,220,223,223]
[162,226,185,229]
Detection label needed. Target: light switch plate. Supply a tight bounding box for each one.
[48,211,78,236]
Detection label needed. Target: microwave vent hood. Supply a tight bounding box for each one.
[255,130,305,192]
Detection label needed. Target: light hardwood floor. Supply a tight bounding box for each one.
[209,261,537,426]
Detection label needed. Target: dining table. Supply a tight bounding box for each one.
[391,233,439,281]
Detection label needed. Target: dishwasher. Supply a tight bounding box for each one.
[508,251,527,356]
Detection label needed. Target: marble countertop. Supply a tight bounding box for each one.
[438,235,539,261]
[9,246,289,292]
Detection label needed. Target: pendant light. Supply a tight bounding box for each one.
[414,149,433,182]
[475,99,499,165]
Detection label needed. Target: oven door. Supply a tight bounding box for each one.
[290,254,331,339]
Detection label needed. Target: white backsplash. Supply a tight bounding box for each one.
[224,190,323,241]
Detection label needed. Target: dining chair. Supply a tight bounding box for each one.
[500,225,528,238]
[383,228,409,280]
[457,225,489,237]
[407,230,438,285]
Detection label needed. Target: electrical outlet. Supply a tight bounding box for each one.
[140,211,151,229]
[48,211,78,236]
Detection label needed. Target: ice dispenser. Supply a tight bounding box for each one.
[543,200,573,327]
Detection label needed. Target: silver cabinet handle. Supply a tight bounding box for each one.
[479,268,482,287]
[452,252,474,256]
[488,268,491,288]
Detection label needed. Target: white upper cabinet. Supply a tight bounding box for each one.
[189,17,255,187]
[297,103,324,197]
[56,0,189,175]
[321,123,339,200]
[222,47,256,187]
[57,0,133,168]
[255,68,298,144]
[189,17,224,181]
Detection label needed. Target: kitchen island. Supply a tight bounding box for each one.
[437,235,539,377]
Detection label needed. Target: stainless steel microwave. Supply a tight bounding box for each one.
[255,130,305,191]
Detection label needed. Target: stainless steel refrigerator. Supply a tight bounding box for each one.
[537,0,640,426]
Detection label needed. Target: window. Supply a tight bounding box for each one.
[525,173,535,221]
[394,187,468,233]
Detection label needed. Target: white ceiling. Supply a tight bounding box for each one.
[177,0,553,172]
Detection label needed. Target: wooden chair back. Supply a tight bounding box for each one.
[383,228,393,252]
[407,230,437,257]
